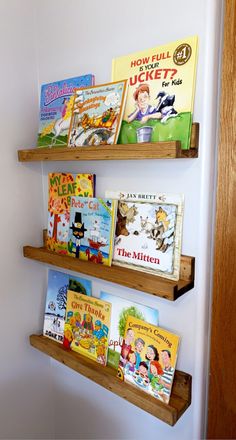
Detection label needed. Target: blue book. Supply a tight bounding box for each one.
[43,269,92,343]
[37,74,95,147]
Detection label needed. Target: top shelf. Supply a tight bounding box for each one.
[18,123,199,162]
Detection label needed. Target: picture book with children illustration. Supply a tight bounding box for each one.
[117,315,180,404]
[67,80,128,147]
[68,196,117,266]
[105,191,184,281]
[111,36,198,149]
[43,269,92,343]
[46,173,96,255]
[100,291,159,369]
[63,292,112,365]
[37,74,95,148]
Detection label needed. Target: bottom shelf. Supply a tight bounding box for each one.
[30,334,191,426]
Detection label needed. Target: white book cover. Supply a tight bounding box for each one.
[105,191,184,280]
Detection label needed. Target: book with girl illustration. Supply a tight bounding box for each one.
[100,291,159,369]
[63,292,112,366]
[117,315,180,404]
[37,74,95,147]
[43,269,92,343]
[67,80,128,147]
[105,191,184,281]
[46,172,96,254]
[67,196,117,266]
[111,36,198,149]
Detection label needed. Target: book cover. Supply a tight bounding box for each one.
[43,269,92,343]
[37,74,95,148]
[117,315,180,404]
[112,36,198,149]
[100,291,159,369]
[67,80,128,147]
[63,291,112,365]
[46,173,96,254]
[68,196,117,266]
[105,191,184,281]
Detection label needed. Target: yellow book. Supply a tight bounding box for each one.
[63,291,112,366]
[112,36,198,149]
[117,315,180,404]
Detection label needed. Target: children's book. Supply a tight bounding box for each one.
[68,196,117,266]
[43,269,92,343]
[46,173,96,254]
[100,291,159,369]
[117,315,180,404]
[105,191,184,281]
[111,36,198,149]
[63,291,112,365]
[37,74,95,148]
[67,80,128,147]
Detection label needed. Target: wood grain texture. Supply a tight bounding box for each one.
[17,123,199,162]
[29,334,191,426]
[207,0,236,438]
[23,245,194,301]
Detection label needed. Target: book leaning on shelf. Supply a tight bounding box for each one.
[100,291,159,369]
[63,291,112,366]
[67,196,117,266]
[111,36,198,149]
[117,315,180,404]
[67,80,128,147]
[46,172,96,255]
[105,191,184,281]
[43,269,92,344]
[37,74,95,148]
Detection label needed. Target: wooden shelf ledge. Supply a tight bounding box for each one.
[23,245,194,301]
[30,334,191,426]
[18,123,199,161]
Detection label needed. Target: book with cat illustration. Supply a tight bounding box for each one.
[67,196,117,266]
[105,191,184,280]
[117,315,180,404]
[46,172,96,255]
[111,36,198,149]
[100,291,159,369]
[43,269,92,343]
[67,80,128,147]
[63,292,112,365]
[37,74,95,147]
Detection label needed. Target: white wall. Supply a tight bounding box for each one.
[0,0,223,438]
[0,1,54,439]
[35,1,223,439]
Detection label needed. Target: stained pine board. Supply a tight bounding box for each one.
[30,334,191,426]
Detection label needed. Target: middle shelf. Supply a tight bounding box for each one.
[23,245,194,301]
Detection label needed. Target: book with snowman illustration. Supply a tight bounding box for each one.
[105,191,184,281]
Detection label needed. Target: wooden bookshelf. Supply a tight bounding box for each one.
[23,245,194,301]
[30,334,191,426]
[18,123,199,161]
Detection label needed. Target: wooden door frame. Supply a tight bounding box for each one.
[207,0,236,438]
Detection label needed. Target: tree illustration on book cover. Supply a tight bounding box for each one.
[46,173,95,255]
[100,291,159,369]
[112,36,198,149]
[117,315,180,404]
